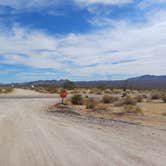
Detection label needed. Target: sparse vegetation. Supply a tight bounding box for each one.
[0,87,14,94]
[102,95,118,104]
[71,94,84,105]
[162,94,166,103]
[150,92,162,100]
[49,87,166,129]
[124,105,143,115]
[134,95,143,102]
[62,81,76,90]
[123,96,137,105]
[85,98,97,109]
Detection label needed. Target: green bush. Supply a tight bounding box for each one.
[71,94,84,105]
[62,81,76,90]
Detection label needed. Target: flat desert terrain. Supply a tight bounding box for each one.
[0,89,166,166]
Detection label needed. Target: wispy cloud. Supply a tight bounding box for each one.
[74,0,132,6]
[0,8,166,81]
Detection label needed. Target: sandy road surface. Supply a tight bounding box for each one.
[0,89,166,166]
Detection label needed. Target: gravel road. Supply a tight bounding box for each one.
[0,89,165,166]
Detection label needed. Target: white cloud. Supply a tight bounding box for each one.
[0,0,132,11]
[0,10,166,80]
[0,0,63,10]
[74,0,132,5]
[139,0,166,8]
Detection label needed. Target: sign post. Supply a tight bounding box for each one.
[60,89,67,105]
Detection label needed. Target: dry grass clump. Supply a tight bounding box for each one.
[70,90,81,94]
[114,95,137,106]
[124,105,143,115]
[112,89,122,94]
[102,95,119,104]
[162,112,166,116]
[161,94,166,103]
[93,104,108,112]
[134,95,143,102]
[0,87,14,94]
[85,98,98,109]
[122,96,137,105]
[29,85,58,94]
[150,92,162,100]
[71,94,84,105]
[104,89,112,94]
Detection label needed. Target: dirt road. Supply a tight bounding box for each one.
[0,89,165,166]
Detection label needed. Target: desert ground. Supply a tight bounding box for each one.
[0,88,166,166]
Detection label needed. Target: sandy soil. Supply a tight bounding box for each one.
[0,89,166,166]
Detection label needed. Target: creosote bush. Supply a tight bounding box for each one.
[102,95,118,104]
[114,95,137,106]
[71,94,84,105]
[0,87,14,94]
[124,105,143,115]
[162,94,166,103]
[134,95,143,102]
[150,92,162,100]
[122,96,137,105]
[86,98,97,109]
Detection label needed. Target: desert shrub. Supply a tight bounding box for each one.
[123,96,137,105]
[97,84,107,90]
[162,112,166,116]
[124,105,143,115]
[121,92,128,97]
[70,90,80,94]
[104,89,112,94]
[102,95,119,104]
[85,95,89,98]
[71,94,84,105]
[0,87,14,94]
[86,98,97,109]
[150,92,162,100]
[95,90,103,95]
[162,94,166,103]
[112,89,122,94]
[114,96,136,106]
[142,94,147,98]
[62,81,76,90]
[93,104,108,112]
[134,95,143,102]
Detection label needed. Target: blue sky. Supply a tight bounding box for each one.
[0,0,166,83]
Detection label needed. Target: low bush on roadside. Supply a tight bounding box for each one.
[114,96,136,106]
[150,92,162,100]
[162,94,166,103]
[0,87,14,94]
[124,105,143,115]
[134,95,143,102]
[122,96,137,105]
[162,112,166,116]
[93,104,108,112]
[104,89,112,94]
[102,95,119,104]
[85,98,97,109]
[71,94,84,105]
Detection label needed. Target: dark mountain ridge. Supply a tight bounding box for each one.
[2,75,166,89]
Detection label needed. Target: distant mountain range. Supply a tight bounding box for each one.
[1,75,166,89]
